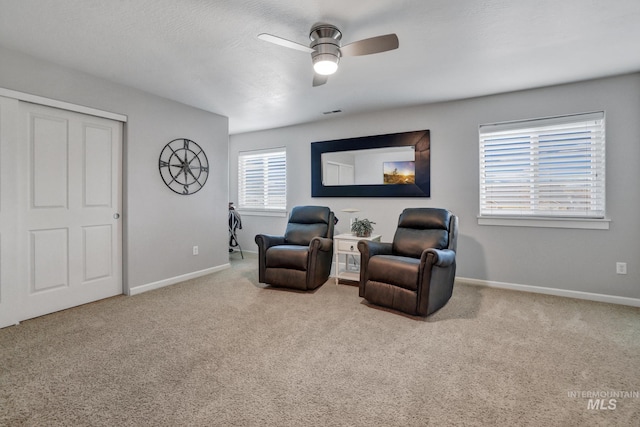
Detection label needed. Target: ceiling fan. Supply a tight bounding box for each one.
[258,23,399,87]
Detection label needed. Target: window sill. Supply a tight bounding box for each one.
[238,209,287,218]
[477,216,610,230]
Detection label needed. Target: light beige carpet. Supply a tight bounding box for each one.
[1,254,639,426]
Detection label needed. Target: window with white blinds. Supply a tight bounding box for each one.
[479,112,605,219]
[238,148,286,211]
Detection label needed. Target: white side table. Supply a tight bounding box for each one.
[333,233,381,285]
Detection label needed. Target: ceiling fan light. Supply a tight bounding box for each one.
[313,53,339,75]
[314,60,338,75]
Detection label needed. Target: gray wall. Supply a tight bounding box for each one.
[0,46,229,292]
[230,73,640,300]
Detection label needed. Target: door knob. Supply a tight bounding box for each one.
[113,213,120,219]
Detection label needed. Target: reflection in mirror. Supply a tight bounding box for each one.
[311,129,430,198]
[322,146,415,186]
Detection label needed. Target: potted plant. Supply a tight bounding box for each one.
[351,218,375,237]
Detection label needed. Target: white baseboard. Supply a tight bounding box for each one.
[235,249,257,255]
[456,277,640,308]
[128,264,231,296]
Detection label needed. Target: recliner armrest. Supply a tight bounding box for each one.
[421,248,456,267]
[357,240,393,260]
[357,240,393,298]
[255,234,286,251]
[310,236,333,252]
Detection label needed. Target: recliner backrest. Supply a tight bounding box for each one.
[392,208,452,258]
[284,206,333,246]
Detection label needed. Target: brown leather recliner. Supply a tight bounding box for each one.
[255,206,335,291]
[358,208,458,316]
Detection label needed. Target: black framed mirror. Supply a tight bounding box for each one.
[311,129,430,197]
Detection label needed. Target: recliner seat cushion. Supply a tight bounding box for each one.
[266,245,309,270]
[368,255,420,291]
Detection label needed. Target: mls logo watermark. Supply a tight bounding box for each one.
[586,398,616,410]
[567,390,639,410]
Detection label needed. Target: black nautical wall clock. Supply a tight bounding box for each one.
[158,138,209,195]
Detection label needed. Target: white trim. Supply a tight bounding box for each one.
[236,249,258,255]
[238,146,286,155]
[238,209,288,217]
[127,264,231,296]
[477,216,610,230]
[456,277,640,307]
[0,87,128,122]
[479,110,604,133]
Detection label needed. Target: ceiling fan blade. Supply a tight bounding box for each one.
[340,33,399,56]
[312,74,329,87]
[257,33,314,53]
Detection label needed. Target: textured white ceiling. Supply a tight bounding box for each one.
[1,0,639,134]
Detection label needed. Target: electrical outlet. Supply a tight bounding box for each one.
[616,262,627,275]
[193,246,199,256]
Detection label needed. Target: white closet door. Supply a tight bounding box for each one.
[0,96,20,327]
[0,100,122,328]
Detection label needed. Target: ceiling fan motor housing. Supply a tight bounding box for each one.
[310,24,341,74]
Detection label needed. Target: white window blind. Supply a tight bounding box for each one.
[238,148,286,211]
[479,112,605,219]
